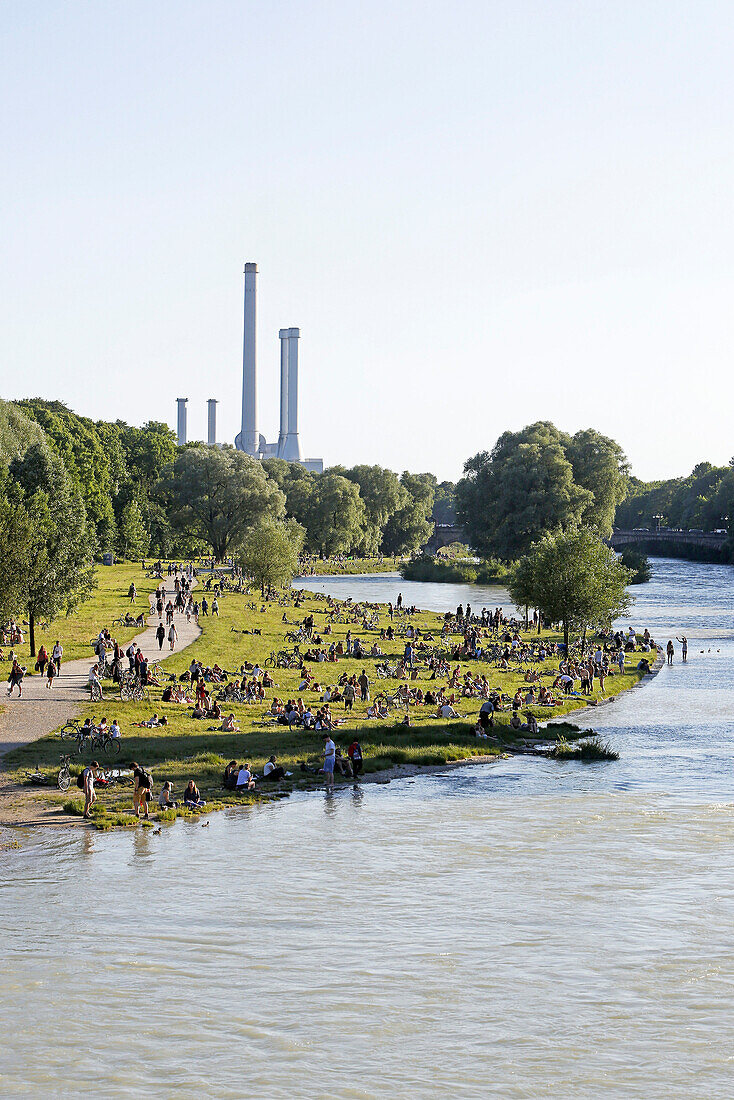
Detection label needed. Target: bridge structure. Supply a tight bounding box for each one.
[609,529,729,560]
[425,524,466,554]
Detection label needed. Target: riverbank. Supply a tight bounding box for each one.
[297,556,404,576]
[0,564,657,829]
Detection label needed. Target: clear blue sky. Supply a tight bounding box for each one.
[2,1,733,481]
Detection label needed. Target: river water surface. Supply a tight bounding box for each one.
[2,559,733,1098]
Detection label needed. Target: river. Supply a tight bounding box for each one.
[1,558,732,1098]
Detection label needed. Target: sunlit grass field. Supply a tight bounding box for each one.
[3,562,649,825]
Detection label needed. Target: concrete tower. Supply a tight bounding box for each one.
[176,398,188,446]
[235,263,258,455]
[277,329,289,458]
[281,328,303,462]
[207,399,217,446]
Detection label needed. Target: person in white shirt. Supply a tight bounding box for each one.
[236,764,255,790]
[109,720,121,739]
[323,735,336,789]
[52,641,63,673]
[440,703,461,719]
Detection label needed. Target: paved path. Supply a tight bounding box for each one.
[0,584,201,762]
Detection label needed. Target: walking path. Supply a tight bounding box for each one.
[0,586,201,762]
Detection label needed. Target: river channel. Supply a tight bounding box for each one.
[1,559,733,1098]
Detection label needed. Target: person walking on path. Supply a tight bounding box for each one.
[52,641,63,675]
[35,645,48,676]
[168,622,178,651]
[666,640,674,665]
[82,761,100,819]
[7,658,24,697]
[156,622,166,651]
[676,636,688,662]
[323,733,336,790]
[46,659,57,690]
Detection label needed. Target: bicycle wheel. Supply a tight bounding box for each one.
[90,682,102,702]
[104,737,121,756]
[57,769,71,792]
[59,722,78,740]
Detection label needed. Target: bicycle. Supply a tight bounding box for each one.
[89,680,103,702]
[57,755,72,791]
[90,731,121,756]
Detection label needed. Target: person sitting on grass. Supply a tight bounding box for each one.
[158,781,177,809]
[438,701,462,719]
[261,755,286,781]
[220,713,239,732]
[183,780,206,809]
[223,761,239,789]
[236,764,255,790]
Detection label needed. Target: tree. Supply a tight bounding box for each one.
[566,429,629,537]
[0,443,96,655]
[298,473,367,557]
[118,500,150,560]
[239,518,305,594]
[0,399,45,464]
[432,481,457,525]
[457,422,592,560]
[508,527,633,652]
[164,445,285,560]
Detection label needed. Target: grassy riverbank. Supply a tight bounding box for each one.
[1,564,653,827]
[297,556,403,576]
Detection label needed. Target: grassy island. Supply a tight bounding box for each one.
[1,564,652,828]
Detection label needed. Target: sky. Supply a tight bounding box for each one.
[2,0,733,483]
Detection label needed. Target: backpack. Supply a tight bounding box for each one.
[76,772,85,789]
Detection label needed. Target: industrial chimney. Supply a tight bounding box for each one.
[235,263,258,455]
[207,399,217,446]
[277,329,289,458]
[176,398,188,446]
[281,328,303,462]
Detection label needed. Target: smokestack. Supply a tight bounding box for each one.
[281,327,303,462]
[207,399,217,446]
[176,398,188,446]
[236,262,258,455]
[277,329,289,458]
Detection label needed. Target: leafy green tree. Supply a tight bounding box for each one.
[1,443,96,655]
[457,422,592,560]
[117,500,150,560]
[566,429,629,537]
[164,445,284,560]
[0,399,45,464]
[382,499,433,555]
[239,517,305,594]
[508,528,633,651]
[298,473,367,557]
[432,480,457,525]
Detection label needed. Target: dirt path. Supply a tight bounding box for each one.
[0,584,201,761]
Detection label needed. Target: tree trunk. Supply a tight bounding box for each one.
[537,611,541,636]
[524,604,529,630]
[563,620,569,654]
[29,611,36,658]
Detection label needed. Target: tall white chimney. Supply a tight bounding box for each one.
[277,329,289,458]
[207,399,217,446]
[236,262,258,455]
[281,328,303,462]
[176,398,188,446]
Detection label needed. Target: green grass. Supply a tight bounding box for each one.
[297,556,404,576]
[2,565,648,824]
[6,562,161,667]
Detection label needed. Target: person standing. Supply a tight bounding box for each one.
[666,640,674,665]
[396,593,403,610]
[168,622,178,651]
[343,680,355,711]
[7,658,24,697]
[323,733,336,789]
[156,622,165,651]
[347,739,363,780]
[358,669,369,702]
[211,597,219,617]
[676,636,688,662]
[46,659,57,690]
[35,645,48,676]
[128,583,137,603]
[82,761,100,819]
[52,640,63,675]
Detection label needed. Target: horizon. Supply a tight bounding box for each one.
[3,1,733,481]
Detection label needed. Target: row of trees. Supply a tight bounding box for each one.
[615,460,734,533]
